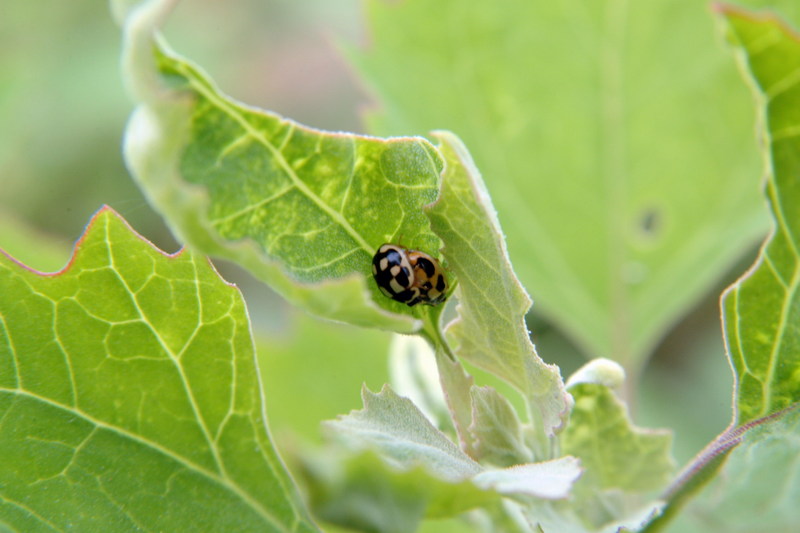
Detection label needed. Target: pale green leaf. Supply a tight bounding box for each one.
[324,385,481,481]
[426,131,569,445]
[470,386,533,467]
[522,498,663,533]
[351,0,769,366]
[561,383,674,493]
[674,405,800,533]
[297,447,498,532]
[315,385,581,529]
[718,5,800,427]
[120,0,446,334]
[472,458,581,500]
[0,208,316,532]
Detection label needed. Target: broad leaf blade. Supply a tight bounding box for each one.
[352,0,768,365]
[469,386,533,467]
[427,131,569,444]
[120,0,444,333]
[472,458,581,500]
[718,6,800,427]
[0,208,317,532]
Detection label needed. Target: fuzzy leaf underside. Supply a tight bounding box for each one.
[427,131,569,441]
[315,385,581,529]
[0,208,316,532]
[121,0,446,333]
[352,0,769,364]
[719,6,800,427]
[469,386,533,467]
[324,385,482,482]
[298,448,498,532]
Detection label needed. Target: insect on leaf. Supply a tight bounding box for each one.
[121,0,446,334]
[427,131,570,448]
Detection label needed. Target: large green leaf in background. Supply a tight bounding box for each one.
[350,0,770,367]
[0,208,317,532]
[117,0,446,335]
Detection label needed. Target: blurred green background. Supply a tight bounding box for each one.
[0,2,759,528]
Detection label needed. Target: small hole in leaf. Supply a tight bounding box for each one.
[638,207,662,238]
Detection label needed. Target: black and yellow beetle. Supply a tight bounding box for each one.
[371,243,448,306]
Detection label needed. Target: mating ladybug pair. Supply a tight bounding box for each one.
[372,244,448,306]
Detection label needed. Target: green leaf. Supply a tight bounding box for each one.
[472,457,581,500]
[718,5,800,427]
[297,448,497,532]
[325,385,482,481]
[427,131,569,447]
[120,0,445,334]
[522,499,663,533]
[351,0,769,366]
[561,383,673,493]
[469,386,533,467]
[0,208,317,532]
[313,385,581,529]
[640,9,800,532]
[668,405,800,533]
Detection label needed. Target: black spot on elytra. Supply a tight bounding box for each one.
[415,257,436,277]
[394,269,410,288]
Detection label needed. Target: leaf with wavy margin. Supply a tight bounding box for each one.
[641,8,800,531]
[0,208,317,532]
[117,0,447,335]
[718,5,800,428]
[426,131,569,449]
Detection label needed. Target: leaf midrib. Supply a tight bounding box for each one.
[175,62,374,258]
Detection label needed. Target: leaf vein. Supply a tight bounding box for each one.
[761,263,800,415]
[0,493,61,533]
[181,68,373,256]
[0,388,285,531]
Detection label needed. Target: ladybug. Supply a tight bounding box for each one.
[372,243,448,306]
